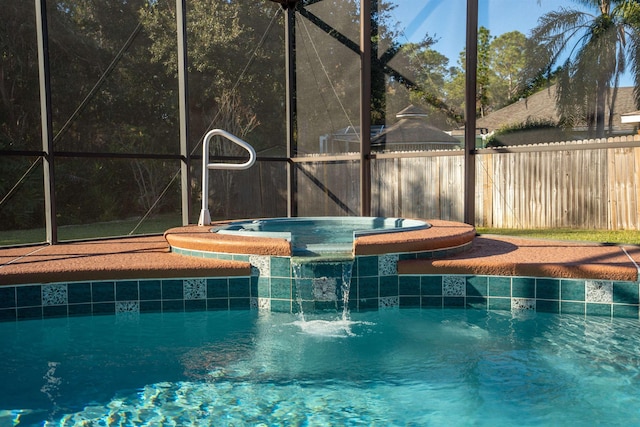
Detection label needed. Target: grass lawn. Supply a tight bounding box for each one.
[0,215,183,246]
[476,227,640,246]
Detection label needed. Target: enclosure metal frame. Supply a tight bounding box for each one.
[18,0,480,245]
[35,0,57,244]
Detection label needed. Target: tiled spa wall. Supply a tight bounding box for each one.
[0,252,639,321]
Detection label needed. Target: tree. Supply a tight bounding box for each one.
[477,26,492,117]
[526,0,640,137]
[387,36,456,128]
[490,31,528,108]
[443,27,529,120]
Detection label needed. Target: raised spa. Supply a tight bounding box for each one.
[212,216,430,256]
[164,217,476,313]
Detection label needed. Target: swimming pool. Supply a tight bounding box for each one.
[2,309,640,425]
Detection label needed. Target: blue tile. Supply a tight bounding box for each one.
[250,276,259,296]
[293,278,313,300]
[422,296,442,308]
[0,287,16,309]
[561,280,585,301]
[488,277,510,297]
[587,303,611,317]
[185,300,206,311]
[399,296,420,307]
[229,278,250,298]
[139,280,161,301]
[92,282,115,302]
[257,276,270,298]
[68,303,92,317]
[270,299,291,312]
[162,300,184,312]
[613,304,639,319]
[536,278,560,300]
[466,276,488,297]
[0,308,16,322]
[357,256,378,277]
[17,285,41,307]
[116,281,139,301]
[399,276,420,296]
[613,282,639,305]
[358,276,378,299]
[297,300,315,314]
[207,278,228,298]
[68,282,92,303]
[536,300,559,313]
[358,298,378,311]
[488,297,510,311]
[379,275,398,297]
[315,301,336,311]
[162,280,183,300]
[271,257,291,277]
[512,277,535,298]
[229,298,250,310]
[313,262,346,279]
[202,252,220,259]
[17,307,42,320]
[271,277,292,299]
[466,296,487,310]
[92,302,115,315]
[444,297,464,308]
[140,300,162,313]
[421,276,442,296]
[561,301,585,315]
[207,299,229,310]
[43,305,68,318]
[293,262,314,279]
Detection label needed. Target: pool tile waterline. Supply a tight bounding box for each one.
[1,252,639,321]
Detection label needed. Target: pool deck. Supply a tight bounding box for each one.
[1,219,640,286]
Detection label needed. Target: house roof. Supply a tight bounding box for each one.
[372,105,459,145]
[476,85,638,133]
[621,110,640,124]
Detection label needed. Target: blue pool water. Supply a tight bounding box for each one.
[2,309,640,426]
[213,216,430,255]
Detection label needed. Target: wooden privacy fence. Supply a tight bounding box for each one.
[370,135,640,230]
[229,135,640,230]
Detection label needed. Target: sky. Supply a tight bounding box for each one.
[390,0,635,87]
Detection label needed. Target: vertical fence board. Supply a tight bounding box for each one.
[291,137,640,230]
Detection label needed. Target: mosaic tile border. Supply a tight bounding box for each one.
[0,276,253,322]
[1,273,639,322]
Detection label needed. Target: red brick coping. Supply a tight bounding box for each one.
[164,219,476,257]
[0,236,250,286]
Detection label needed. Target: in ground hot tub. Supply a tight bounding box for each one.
[211,216,430,256]
[165,217,475,312]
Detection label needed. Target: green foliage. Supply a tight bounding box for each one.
[489,31,527,108]
[524,0,640,137]
[485,118,572,147]
[444,27,529,121]
[0,0,286,231]
[391,36,460,128]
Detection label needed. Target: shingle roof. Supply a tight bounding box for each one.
[476,85,638,133]
[371,105,460,147]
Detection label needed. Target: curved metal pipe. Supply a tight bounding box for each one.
[198,129,257,226]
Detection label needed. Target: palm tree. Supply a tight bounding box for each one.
[526,0,640,137]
